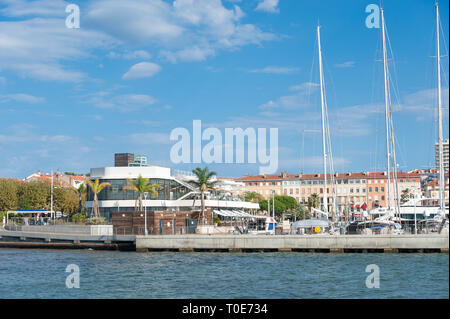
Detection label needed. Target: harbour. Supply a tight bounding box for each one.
[0,0,449,303]
[0,248,447,299]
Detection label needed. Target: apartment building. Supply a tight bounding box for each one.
[236,171,421,215]
[435,138,449,172]
[422,173,449,206]
[237,172,287,198]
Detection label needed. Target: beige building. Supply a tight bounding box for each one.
[435,138,449,173]
[236,171,421,217]
[422,174,449,206]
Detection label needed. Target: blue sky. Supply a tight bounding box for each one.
[0,0,448,178]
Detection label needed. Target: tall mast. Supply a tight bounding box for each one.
[51,169,54,219]
[436,3,445,215]
[317,24,328,215]
[381,8,392,213]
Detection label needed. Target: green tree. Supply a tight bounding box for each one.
[122,175,161,211]
[292,204,311,221]
[0,179,19,212]
[244,191,264,203]
[53,187,78,214]
[17,181,50,210]
[401,188,414,204]
[190,167,218,225]
[259,195,298,218]
[71,183,87,214]
[276,195,298,212]
[86,179,110,217]
[307,193,320,211]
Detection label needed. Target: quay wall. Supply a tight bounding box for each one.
[0,229,448,253]
[5,225,113,236]
[136,234,449,252]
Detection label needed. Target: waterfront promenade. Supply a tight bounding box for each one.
[0,228,448,253]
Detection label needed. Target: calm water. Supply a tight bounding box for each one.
[0,249,448,299]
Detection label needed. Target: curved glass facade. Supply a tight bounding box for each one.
[87,178,192,202]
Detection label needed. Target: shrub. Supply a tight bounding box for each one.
[71,213,86,224]
[85,217,108,225]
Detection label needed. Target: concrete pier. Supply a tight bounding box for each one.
[0,229,135,251]
[0,229,448,253]
[135,234,449,253]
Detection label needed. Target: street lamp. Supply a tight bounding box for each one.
[143,192,148,236]
[272,190,275,219]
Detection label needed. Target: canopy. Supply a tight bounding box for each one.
[291,219,330,228]
[213,210,266,219]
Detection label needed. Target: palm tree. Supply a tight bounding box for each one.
[122,175,161,211]
[190,167,218,225]
[71,183,86,214]
[245,191,264,203]
[85,179,110,218]
[307,193,320,215]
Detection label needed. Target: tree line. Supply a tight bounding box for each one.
[0,179,85,215]
[245,191,322,220]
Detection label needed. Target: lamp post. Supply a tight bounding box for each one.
[144,192,148,236]
[272,190,275,219]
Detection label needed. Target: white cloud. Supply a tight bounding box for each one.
[335,61,356,68]
[127,132,171,145]
[255,0,279,13]
[107,50,152,59]
[259,82,318,110]
[249,66,299,74]
[0,0,276,81]
[160,46,215,63]
[85,0,275,62]
[0,16,115,82]
[0,93,45,104]
[87,92,157,112]
[289,82,319,91]
[0,0,68,17]
[122,62,162,80]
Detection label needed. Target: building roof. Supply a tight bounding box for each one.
[236,171,421,182]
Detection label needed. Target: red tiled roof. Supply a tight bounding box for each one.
[236,171,421,182]
[0,178,22,182]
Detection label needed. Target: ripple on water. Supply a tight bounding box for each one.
[0,249,447,299]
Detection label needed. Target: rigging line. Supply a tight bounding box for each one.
[322,47,345,173]
[321,61,338,213]
[302,33,319,173]
[439,16,449,59]
[425,21,438,168]
[372,30,383,172]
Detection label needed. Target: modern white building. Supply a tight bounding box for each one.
[85,165,259,220]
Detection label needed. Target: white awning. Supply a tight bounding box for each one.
[213,210,266,219]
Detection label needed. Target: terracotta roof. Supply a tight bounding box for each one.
[0,178,22,182]
[70,175,86,181]
[236,171,421,182]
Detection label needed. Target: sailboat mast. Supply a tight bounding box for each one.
[317,25,328,215]
[381,8,392,212]
[436,3,445,215]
